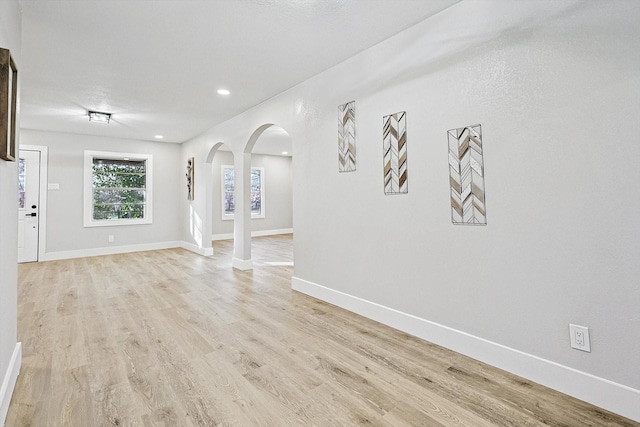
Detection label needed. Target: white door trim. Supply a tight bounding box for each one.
[19,145,48,262]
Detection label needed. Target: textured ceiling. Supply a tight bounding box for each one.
[18,0,459,148]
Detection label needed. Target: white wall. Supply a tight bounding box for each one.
[181,0,640,420]
[0,0,21,423]
[20,130,182,258]
[211,150,292,237]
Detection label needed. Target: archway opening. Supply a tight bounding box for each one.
[244,124,293,266]
[207,142,236,261]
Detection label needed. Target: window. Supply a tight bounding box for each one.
[222,165,265,220]
[84,151,153,227]
[18,157,25,208]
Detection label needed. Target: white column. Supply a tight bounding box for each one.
[200,157,213,255]
[232,151,253,270]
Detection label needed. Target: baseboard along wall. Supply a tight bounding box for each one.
[0,343,21,426]
[180,241,214,256]
[291,276,640,423]
[211,228,293,241]
[41,241,184,261]
[40,229,293,261]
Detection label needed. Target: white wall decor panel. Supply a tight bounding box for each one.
[383,111,408,194]
[448,124,486,225]
[338,101,356,172]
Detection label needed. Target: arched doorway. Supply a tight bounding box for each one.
[233,124,293,269]
[205,142,235,261]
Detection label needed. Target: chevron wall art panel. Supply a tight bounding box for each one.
[448,124,486,225]
[383,111,408,194]
[338,101,356,172]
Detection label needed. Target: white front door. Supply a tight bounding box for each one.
[18,149,41,263]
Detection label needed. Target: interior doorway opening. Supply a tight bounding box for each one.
[207,142,235,248]
[17,145,48,263]
[244,125,293,266]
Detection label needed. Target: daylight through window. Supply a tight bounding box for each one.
[84,151,153,227]
[18,158,25,209]
[222,165,265,219]
[93,158,146,220]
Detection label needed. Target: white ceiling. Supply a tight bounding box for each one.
[18,0,459,153]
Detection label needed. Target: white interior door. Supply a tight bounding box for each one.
[18,149,41,263]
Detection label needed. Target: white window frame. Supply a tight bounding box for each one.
[83,150,153,227]
[221,165,265,220]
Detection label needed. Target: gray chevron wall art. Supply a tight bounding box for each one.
[383,111,408,194]
[338,101,356,172]
[448,124,486,225]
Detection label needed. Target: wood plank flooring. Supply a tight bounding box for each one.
[6,234,638,426]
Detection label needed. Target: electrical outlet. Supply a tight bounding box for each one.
[569,324,591,352]
[108,235,114,243]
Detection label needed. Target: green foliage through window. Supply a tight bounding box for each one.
[92,159,147,220]
[18,158,26,209]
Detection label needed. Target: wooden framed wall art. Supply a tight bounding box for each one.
[0,48,17,162]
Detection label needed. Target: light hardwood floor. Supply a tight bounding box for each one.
[6,235,638,426]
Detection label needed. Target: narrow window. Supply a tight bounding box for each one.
[221,165,265,220]
[18,158,25,208]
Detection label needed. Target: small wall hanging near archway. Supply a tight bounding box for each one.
[448,124,486,225]
[186,157,194,200]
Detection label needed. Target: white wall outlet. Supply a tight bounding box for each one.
[569,324,591,352]
[108,235,114,243]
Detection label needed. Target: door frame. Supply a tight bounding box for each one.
[19,145,48,262]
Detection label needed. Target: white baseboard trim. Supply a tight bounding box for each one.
[180,241,214,256]
[42,241,182,261]
[252,228,293,238]
[211,233,234,241]
[212,228,293,241]
[291,276,640,422]
[0,343,22,426]
[232,257,253,271]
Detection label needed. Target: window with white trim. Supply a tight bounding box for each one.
[221,165,265,220]
[84,151,153,227]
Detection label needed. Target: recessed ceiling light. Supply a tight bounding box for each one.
[154,135,164,139]
[282,151,288,155]
[217,89,230,96]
